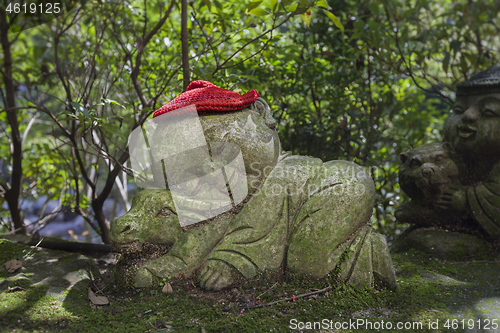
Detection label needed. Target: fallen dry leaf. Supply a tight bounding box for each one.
[5,259,22,273]
[162,282,173,293]
[88,287,109,305]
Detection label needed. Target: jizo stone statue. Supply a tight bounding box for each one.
[110,81,397,291]
[395,66,500,244]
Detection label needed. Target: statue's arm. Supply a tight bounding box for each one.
[435,184,469,213]
[466,179,500,238]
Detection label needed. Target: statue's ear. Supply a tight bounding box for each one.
[400,152,409,164]
[250,97,276,129]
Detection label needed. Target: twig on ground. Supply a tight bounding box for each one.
[256,281,278,300]
[223,286,332,312]
[22,237,44,259]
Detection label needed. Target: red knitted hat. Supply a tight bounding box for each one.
[153,81,260,118]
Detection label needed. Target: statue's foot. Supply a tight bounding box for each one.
[371,232,397,290]
[134,255,188,288]
[198,260,234,290]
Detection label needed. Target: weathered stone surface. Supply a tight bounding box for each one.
[109,189,182,247]
[111,95,397,291]
[391,229,492,260]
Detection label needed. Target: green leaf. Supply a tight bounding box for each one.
[323,9,344,34]
[442,53,450,73]
[296,0,311,12]
[101,98,126,109]
[70,102,89,118]
[247,0,263,12]
[285,2,298,12]
[269,0,278,11]
[248,7,270,16]
[102,124,123,138]
[315,0,329,9]
[463,52,477,67]
[460,54,468,74]
[56,116,78,121]
[239,37,257,44]
[202,0,211,10]
[300,11,312,27]
[239,75,260,83]
[88,102,105,111]
[193,67,208,80]
[213,0,223,12]
[450,40,461,53]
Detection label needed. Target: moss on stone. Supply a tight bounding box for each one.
[1,245,499,332]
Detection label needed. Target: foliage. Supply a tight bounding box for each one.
[1,0,499,242]
[242,0,500,241]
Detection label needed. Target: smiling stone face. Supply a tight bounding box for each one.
[443,93,500,160]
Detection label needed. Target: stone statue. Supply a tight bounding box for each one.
[110,81,396,290]
[394,66,500,255]
[395,142,469,230]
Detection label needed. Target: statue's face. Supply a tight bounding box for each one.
[443,93,500,159]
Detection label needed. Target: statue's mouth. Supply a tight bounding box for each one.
[458,126,476,139]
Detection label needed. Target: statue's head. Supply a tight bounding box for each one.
[399,142,461,202]
[149,81,281,197]
[443,66,500,160]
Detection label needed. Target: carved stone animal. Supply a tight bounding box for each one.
[110,81,398,291]
[395,142,467,227]
[398,142,462,204]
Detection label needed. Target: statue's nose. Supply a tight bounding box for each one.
[421,165,434,178]
[461,106,480,123]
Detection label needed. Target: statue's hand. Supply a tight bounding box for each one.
[436,185,468,212]
[198,260,234,290]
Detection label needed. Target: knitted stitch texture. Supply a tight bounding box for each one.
[153,80,260,118]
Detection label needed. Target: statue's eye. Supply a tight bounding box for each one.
[482,108,498,117]
[434,155,445,163]
[410,157,422,168]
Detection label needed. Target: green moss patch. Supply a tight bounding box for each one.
[1,243,500,332]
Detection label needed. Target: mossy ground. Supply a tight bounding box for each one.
[1,238,499,332]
